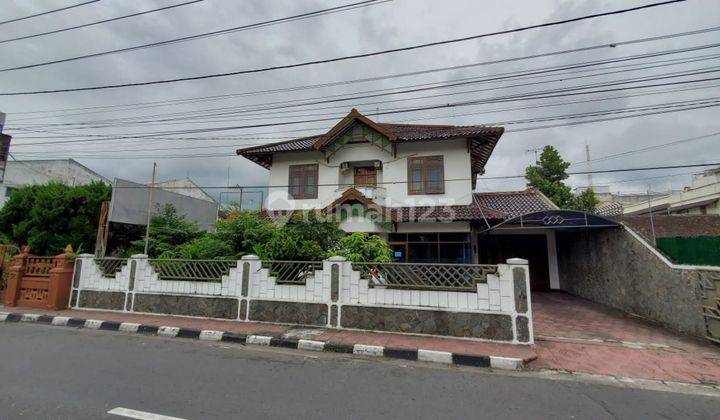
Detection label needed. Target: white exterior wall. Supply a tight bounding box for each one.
[265,139,473,211]
[623,169,720,215]
[0,159,107,207]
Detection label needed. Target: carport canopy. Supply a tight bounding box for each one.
[480,209,619,233]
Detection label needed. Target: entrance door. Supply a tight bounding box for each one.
[354,167,377,186]
[477,234,550,291]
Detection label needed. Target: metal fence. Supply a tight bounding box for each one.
[351,262,498,291]
[262,260,323,284]
[149,259,236,282]
[94,258,127,278]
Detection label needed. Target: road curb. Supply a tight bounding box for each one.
[0,311,527,371]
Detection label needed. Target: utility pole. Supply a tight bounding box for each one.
[526,147,542,163]
[647,186,657,246]
[143,162,157,255]
[585,143,593,188]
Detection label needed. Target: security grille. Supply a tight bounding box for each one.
[149,259,236,282]
[262,261,323,284]
[351,262,497,291]
[94,258,127,278]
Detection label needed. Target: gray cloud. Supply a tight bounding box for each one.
[2,0,719,203]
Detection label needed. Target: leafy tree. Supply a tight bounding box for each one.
[131,204,204,258]
[571,188,599,213]
[525,146,574,209]
[0,181,110,255]
[333,232,393,262]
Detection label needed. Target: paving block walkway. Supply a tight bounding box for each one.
[531,292,720,384]
[3,292,720,384]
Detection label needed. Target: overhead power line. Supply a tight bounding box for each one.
[10,26,720,116]
[8,162,719,188]
[11,95,720,152]
[0,0,205,44]
[0,0,690,95]
[0,0,100,26]
[569,131,720,166]
[0,0,388,73]
[12,47,720,129]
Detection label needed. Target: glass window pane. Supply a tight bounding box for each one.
[439,242,471,263]
[390,244,406,262]
[439,232,470,242]
[407,242,438,263]
[388,233,407,241]
[407,233,438,242]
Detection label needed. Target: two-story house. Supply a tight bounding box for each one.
[237,109,618,291]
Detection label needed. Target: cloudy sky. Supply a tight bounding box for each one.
[1,0,719,206]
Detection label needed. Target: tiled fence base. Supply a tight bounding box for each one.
[0,311,527,370]
[71,255,534,344]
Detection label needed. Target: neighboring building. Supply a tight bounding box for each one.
[577,185,670,208]
[238,109,619,291]
[624,168,720,215]
[0,159,108,207]
[154,178,218,204]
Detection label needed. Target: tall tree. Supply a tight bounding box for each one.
[525,145,599,211]
[572,188,600,213]
[525,145,574,208]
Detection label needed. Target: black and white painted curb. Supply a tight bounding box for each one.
[0,311,526,370]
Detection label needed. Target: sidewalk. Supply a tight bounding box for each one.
[3,296,720,384]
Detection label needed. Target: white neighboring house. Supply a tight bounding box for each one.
[0,159,108,207]
[624,167,720,215]
[236,109,597,293]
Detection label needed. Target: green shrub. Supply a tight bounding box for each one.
[0,181,110,255]
[334,232,393,262]
[175,235,234,260]
[254,211,343,261]
[130,204,204,258]
[214,206,276,258]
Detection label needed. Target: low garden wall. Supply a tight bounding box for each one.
[70,254,533,344]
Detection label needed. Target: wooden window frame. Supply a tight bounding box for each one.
[353,166,377,187]
[288,163,319,200]
[407,155,445,195]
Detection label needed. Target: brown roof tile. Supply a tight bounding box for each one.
[236,110,504,174]
[473,189,556,218]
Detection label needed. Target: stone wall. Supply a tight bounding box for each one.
[556,227,717,337]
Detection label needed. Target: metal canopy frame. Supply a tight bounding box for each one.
[478,209,619,234]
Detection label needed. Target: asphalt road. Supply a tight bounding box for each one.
[1,323,719,420]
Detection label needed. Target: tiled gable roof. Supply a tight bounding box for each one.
[236,109,503,177]
[472,189,557,218]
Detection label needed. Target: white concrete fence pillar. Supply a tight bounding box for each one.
[506,257,533,344]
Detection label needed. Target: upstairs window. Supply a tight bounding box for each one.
[288,164,318,199]
[407,156,444,194]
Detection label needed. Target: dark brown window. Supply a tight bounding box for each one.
[408,156,444,194]
[353,167,377,187]
[288,164,318,199]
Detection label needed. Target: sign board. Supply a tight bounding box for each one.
[108,178,219,230]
